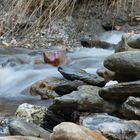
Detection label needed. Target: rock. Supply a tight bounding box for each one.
[96,67,115,81]
[133,134,140,140]
[50,122,108,140]
[15,103,48,124]
[58,66,106,87]
[49,85,117,115]
[115,32,138,53]
[9,119,50,139]
[99,80,140,103]
[53,80,86,95]
[104,51,140,77]
[0,117,10,136]
[30,78,85,98]
[30,79,60,99]
[128,33,140,49]
[36,88,59,100]
[121,96,140,120]
[80,38,115,49]
[0,136,45,140]
[43,50,70,66]
[80,113,140,140]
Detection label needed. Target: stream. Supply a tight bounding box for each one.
[0,31,123,117]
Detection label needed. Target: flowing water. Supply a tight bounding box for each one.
[0,31,123,117]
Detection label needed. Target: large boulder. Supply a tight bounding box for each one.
[128,33,140,49]
[99,80,140,103]
[49,85,117,115]
[121,96,140,120]
[80,113,140,140]
[104,51,140,77]
[8,119,50,139]
[58,66,105,87]
[15,103,48,124]
[50,122,108,140]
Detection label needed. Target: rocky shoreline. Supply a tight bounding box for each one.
[0,32,139,140]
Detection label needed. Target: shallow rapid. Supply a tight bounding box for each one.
[0,31,123,116]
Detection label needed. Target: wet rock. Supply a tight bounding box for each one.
[9,119,50,139]
[114,33,138,53]
[49,85,117,115]
[15,103,48,124]
[121,96,140,120]
[104,51,140,77]
[128,33,140,49]
[133,134,140,140]
[80,38,115,49]
[53,80,86,95]
[36,88,59,100]
[0,136,45,140]
[30,79,60,99]
[96,67,132,82]
[96,67,115,81]
[30,78,84,98]
[58,66,106,87]
[0,118,10,136]
[99,80,140,103]
[80,113,140,140]
[50,122,108,140]
[43,50,70,66]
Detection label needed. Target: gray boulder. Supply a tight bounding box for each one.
[128,33,140,49]
[80,113,140,140]
[9,119,50,139]
[99,80,140,103]
[133,134,140,140]
[104,51,140,77]
[58,66,105,87]
[121,96,140,120]
[49,85,117,114]
[54,80,86,95]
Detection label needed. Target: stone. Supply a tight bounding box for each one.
[121,96,140,120]
[36,88,59,100]
[96,67,131,82]
[43,50,70,66]
[50,122,108,140]
[9,119,50,139]
[30,79,59,99]
[49,85,117,115]
[53,80,86,95]
[30,78,85,98]
[99,80,140,103]
[128,33,140,49]
[104,51,140,77]
[0,136,45,140]
[15,103,48,124]
[58,66,106,87]
[133,134,140,140]
[115,32,138,53]
[80,38,115,49]
[80,113,140,140]
[96,67,115,81]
